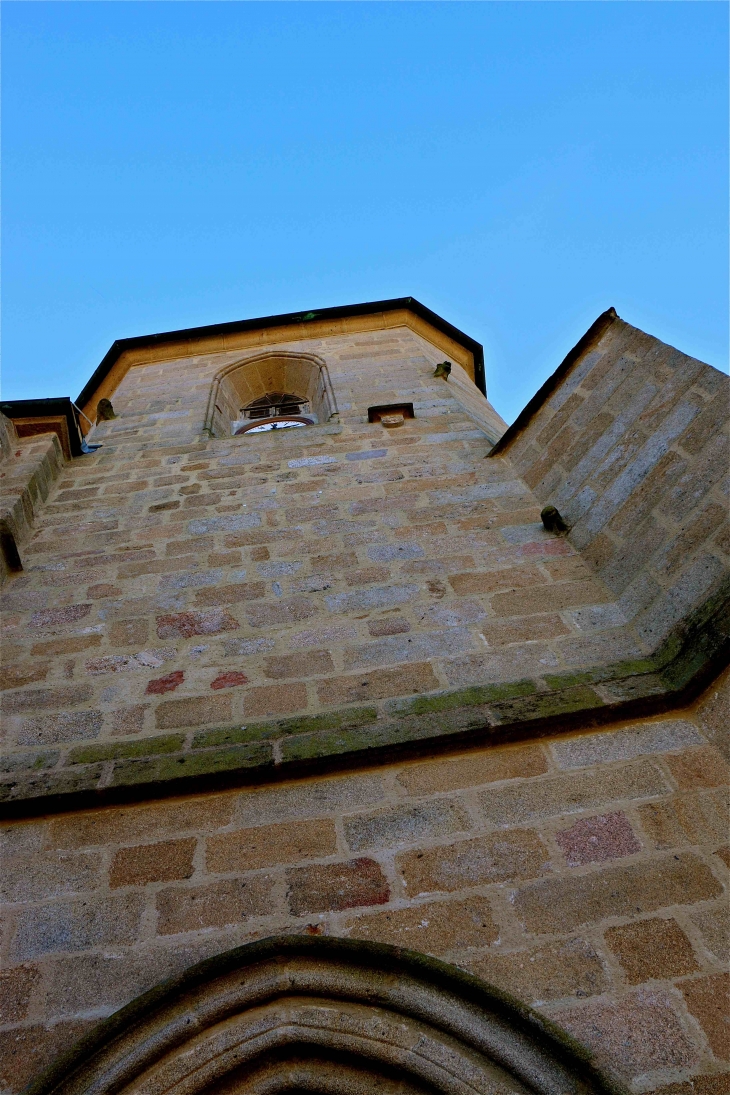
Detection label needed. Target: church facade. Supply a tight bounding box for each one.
[0,298,728,1094]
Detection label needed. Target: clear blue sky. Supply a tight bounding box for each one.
[2,2,727,423]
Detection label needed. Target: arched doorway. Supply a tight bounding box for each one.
[27,937,626,1095]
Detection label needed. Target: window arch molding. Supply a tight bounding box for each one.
[204,352,338,438]
[28,936,626,1095]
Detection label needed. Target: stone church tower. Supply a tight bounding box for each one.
[0,298,728,1094]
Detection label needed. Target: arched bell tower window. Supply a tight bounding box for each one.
[204,352,338,438]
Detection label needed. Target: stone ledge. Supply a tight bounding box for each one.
[1,581,727,819]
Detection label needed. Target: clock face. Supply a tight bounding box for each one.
[244,419,307,433]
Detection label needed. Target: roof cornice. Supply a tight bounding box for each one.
[76,297,487,408]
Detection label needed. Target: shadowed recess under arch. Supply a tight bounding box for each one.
[204,352,338,437]
[25,936,628,1095]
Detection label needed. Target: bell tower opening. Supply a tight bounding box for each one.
[205,351,338,437]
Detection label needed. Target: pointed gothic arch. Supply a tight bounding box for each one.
[204,352,338,437]
[27,937,626,1095]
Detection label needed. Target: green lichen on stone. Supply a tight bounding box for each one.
[110,742,274,787]
[0,750,59,775]
[66,734,186,766]
[277,706,378,736]
[0,764,105,802]
[489,684,605,724]
[280,718,435,764]
[543,670,601,691]
[191,723,281,749]
[390,681,537,717]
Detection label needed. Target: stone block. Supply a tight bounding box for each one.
[11,892,146,959]
[317,662,439,707]
[243,682,308,718]
[690,902,730,963]
[29,604,91,629]
[395,745,548,796]
[109,838,196,888]
[156,875,276,934]
[1,850,102,903]
[666,747,730,789]
[555,812,641,867]
[398,829,550,895]
[343,895,499,954]
[0,964,40,1022]
[344,799,470,852]
[156,609,239,638]
[448,565,543,596]
[16,710,103,747]
[245,597,317,628]
[491,581,610,616]
[234,774,387,828]
[367,616,410,637]
[206,818,337,873]
[639,789,729,850]
[1,685,93,714]
[0,1020,94,1093]
[193,582,265,607]
[109,618,150,647]
[287,857,389,915]
[469,937,609,1004]
[478,758,668,827]
[514,853,722,934]
[681,974,730,1060]
[550,719,705,769]
[263,651,334,679]
[154,693,232,729]
[48,794,234,849]
[553,987,701,1078]
[605,917,699,983]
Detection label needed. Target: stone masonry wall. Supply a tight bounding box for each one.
[1,668,727,1094]
[1,324,656,806]
[500,317,730,653]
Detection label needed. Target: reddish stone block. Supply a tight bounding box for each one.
[210,671,248,690]
[156,609,239,639]
[555,812,641,867]
[29,604,91,629]
[145,671,185,695]
[0,661,50,691]
[110,838,196,888]
[287,857,389,915]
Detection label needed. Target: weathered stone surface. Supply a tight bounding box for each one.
[680,974,730,1060]
[514,854,722,933]
[287,857,389,914]
[469,937,609,1004]
[156,876,276,934]
[344,895,499,953]
[206,818,336,873]
[604,918,699,983]
[398,830,550,894]
[553,988,701,1076]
